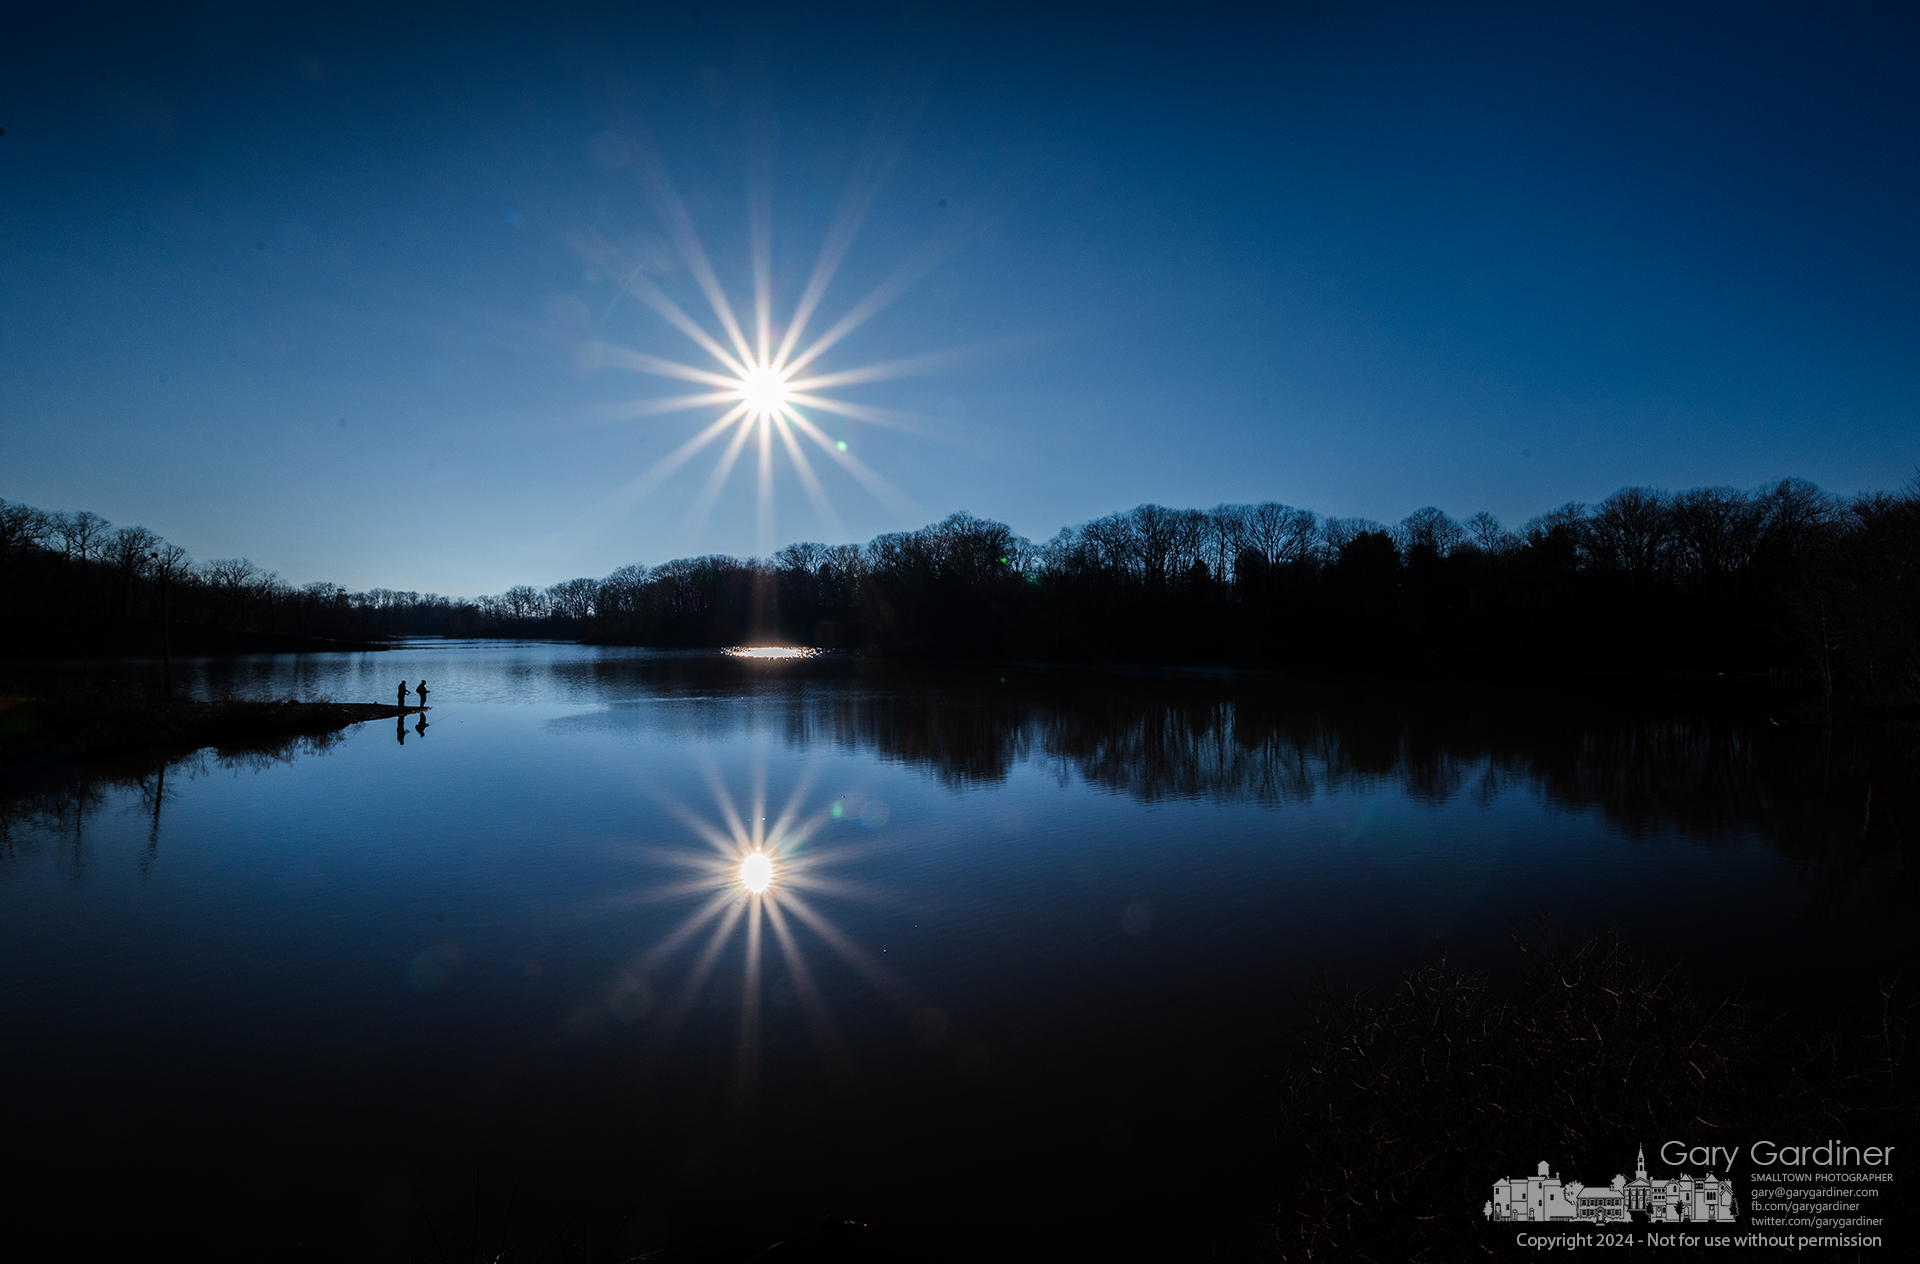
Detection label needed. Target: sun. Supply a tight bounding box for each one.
[579,137,960,552]
[737,365,790,421]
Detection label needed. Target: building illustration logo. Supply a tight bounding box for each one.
[1484,1146,1738,1224]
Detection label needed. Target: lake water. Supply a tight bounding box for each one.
[1,643,1912,1259]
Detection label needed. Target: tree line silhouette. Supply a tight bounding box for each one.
[4,473,1916,700]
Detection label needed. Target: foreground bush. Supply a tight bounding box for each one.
[1275,938,1911,1260]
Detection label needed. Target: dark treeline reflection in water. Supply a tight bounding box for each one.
[15,654,1908,891]
[543,652,1913,866]
[1,725,350,851]
[0,645,1913,1260]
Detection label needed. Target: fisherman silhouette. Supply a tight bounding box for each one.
[395,714,406,745]
[415,713,428,738]
[415,679,430,708]
[397,680,409,709]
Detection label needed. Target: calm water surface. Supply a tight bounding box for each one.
[1,643,1912,1259]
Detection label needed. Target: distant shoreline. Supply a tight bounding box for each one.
[10,475,1917,708]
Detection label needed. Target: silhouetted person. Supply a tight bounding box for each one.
[415,713,428,738]
[415,679,429,708]
[395,715,406,745]
[397,680,409,709]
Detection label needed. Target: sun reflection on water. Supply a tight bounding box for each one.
[618,753,928,1099]
[739,850,774,894]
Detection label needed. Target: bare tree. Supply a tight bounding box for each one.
[1462,511,1512,555]
[150,543,190,695]
[1073,513,1135,578]
[203,557,263,594]
[50,509,112,564]
[255,571,290,624]
[0,499,52,556]
[1204,504,1251,581]
[776,542,826,574]
[1586,488,1672,580]
[1242,503,1291,567]
[1123,504,1179,586]
[502,584,545,620]
[202,557,266,628]
[1757,477,1838,555]
[1276,506,1320,567]
[1524,502,1587,543]
[1669,487,1761,578]
[1170,508,1209,583]
[106,525,160,616]
[107,525,158,574]
[0,495,51,607]
[545,577,598,621]
[1398,506,1465,557]
[823,542,866,599]
[597,564,649,619]
[1322,517,1387,558]
[152,542,191,580]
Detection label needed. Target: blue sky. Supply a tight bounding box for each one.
[2,2,1914,594]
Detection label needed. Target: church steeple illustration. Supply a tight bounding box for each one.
[1636,1146,1648,1180]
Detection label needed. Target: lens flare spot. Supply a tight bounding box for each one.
[725,646,819,659]
[740,851,774,894]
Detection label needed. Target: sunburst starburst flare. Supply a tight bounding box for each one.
[617,755,932,1102]
[582,144,971,550]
